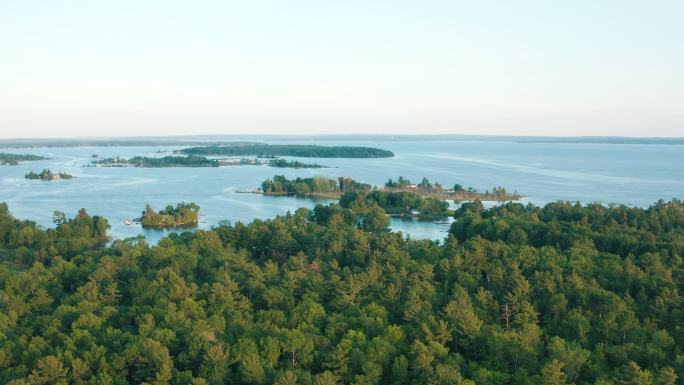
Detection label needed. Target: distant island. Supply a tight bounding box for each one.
[25,169,74,180]
[91,155,219,167]
[260,175,372,199]
[267,159,325,168]
[179,143,394,158]
[255,175,522,219]
[140,202,200,228]
[0,153,48,166]
[383,176,522,202]
[259,175,521,201]
[90,155,327,168]
[223,158,326,168]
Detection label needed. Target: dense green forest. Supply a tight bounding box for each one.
[24,169,74,180]
[141,203,201,228]
[0,153,48,166]
[180,144,394,158]
[1,199,684,384]
[261,176,372,197]
[340,190,451,218]
[92,156,219,168]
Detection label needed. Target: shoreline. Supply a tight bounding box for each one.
[238,189,523,203]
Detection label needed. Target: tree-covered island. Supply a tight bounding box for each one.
[179,143,394,158]
[90,155,327,169]
[91,155,219,167]
[258,175,521,218]
[267,159,325,168]
[385,176,522,202]
[140,202,200,228]
[220,158,327,168]
[24,169,74,180]
[260,175,372,199]
[0,153,48,166]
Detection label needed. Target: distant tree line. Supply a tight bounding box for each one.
[267,159,324,169]
[0,153,48,166]
[93,156,219,167]
[180,144,394,158]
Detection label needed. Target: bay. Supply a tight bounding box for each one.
[1,138,682,243]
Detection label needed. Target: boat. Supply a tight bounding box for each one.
[124,220,135,225]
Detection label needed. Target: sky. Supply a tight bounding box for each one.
[1,0,683,138]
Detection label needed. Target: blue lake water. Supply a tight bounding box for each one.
[1,139,683,243]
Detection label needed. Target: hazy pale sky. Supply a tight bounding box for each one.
[1,0,682,138]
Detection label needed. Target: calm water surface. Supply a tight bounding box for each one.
[1,139,682,243]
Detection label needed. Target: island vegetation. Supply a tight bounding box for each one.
[220,158,326,168]
[90,155,327,169]
[340,190,451,219]
[260,175,371,198]
[0,153,48,166]
[180,143,394,158]
[258,175,520,218]
[1,198,684,384]
[267,159,324,168]
[140,202,200,228]
[24,169,74,180]
[92,155,219,168]
[385,176,521,202]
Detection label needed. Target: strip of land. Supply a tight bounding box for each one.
[25,169,74,180]
[249,175,522,219]
[179,143,394,158]
[88,155,328,168]
[0,153,48,166]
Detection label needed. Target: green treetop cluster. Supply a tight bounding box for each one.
[141,202,200,228]
[340,190,450,217]
[261,175,372,196]
[0,199,683,384]
[24,169,74,180]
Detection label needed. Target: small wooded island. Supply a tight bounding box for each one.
[256,175,522,219]
[179,143,394,158]
[140,202,200,228]
[91,155,219,167]
[221,158,327,168]
[0,153,48,166]
[90,155,328,168]
[24,169,74,180]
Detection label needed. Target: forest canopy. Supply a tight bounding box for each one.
[141,202,201,228]
[0,199,683,384]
